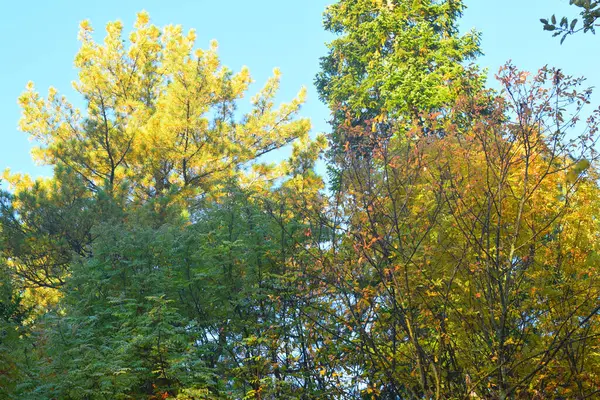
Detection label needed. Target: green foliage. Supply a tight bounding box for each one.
[316,0,481,119]
[0,166,95,289]
[1,10,325,400]
[0,262,29,399]
[315,0,483,191]
[1,3,600,400]
[542,0,600,42]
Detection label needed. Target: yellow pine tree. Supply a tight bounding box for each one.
[16,11,311,200]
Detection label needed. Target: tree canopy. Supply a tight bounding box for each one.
[1,2,599,399]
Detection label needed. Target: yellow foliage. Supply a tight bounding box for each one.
[17,12,311,201]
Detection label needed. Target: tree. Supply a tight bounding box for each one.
[2,11,325,399]
[5,11,310,290]
[312,0,600,398]
[316,0,481,172]
[307,63,600,399]
[3,2,600,399]
[17,11,309,198]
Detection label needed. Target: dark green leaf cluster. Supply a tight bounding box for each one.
[542,0,600,42]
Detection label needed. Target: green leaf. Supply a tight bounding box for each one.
[571,18,579,30]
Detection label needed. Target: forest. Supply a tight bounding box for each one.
[1,1,599,399]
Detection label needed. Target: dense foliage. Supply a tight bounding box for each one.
[1,2,599,399]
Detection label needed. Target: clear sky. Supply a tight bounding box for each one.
[1,0,598,181]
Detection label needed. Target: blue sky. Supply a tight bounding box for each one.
[1,0,598,181]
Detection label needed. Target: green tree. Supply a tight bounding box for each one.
[316,0,481,171]
[2,11,325,400]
